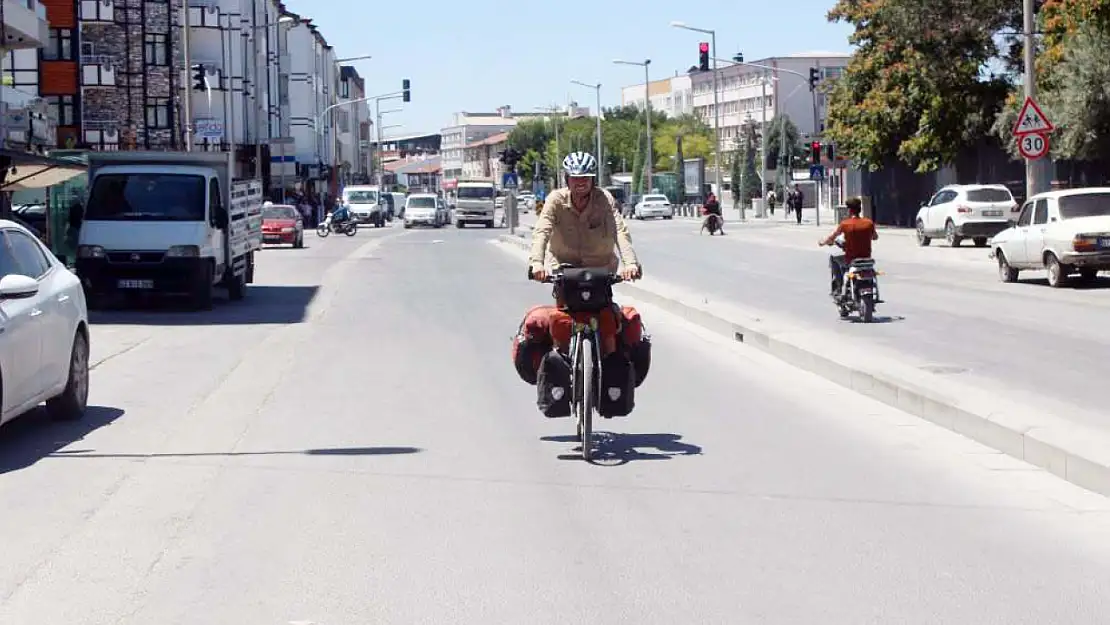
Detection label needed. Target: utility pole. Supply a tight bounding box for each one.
[1023,0,1049,198]
[181,0,193,151]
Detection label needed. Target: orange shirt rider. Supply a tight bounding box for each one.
[820,201,877,263]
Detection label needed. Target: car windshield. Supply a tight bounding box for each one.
[346,190,378,204]
[966,188,1013,202]
[1058,193,1110,219]
[644,195,669,203]
[86,174,206,221]
[457,186,494,199]
[408,197,436,209]
[263,206,298,220]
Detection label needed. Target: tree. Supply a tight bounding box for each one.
[507,119,551,155]
[730,147,742,206]
[653,121,713,169]
[764,114,804,171]
[824,0,1013,172]
[674,134,686,204]
[738,122,762,205]
[995,21,1110,165]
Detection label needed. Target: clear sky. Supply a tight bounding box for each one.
[281,0,854,137]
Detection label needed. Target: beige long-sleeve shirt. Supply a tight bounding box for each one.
[528,187,639,273]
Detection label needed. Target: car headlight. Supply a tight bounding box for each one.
[166,245,200,258]
[77,245,105,259]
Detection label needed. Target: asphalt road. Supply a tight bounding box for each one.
[595,216,1110,423]
[1,221,1109,623]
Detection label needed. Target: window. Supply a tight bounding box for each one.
[1016,202,1033,226]
[1032,199,1049,225]
[86,174,206,221]
[1058,192,1110,219]
[966,188,1013,203]
[46,95,77,126]
[209,178,223,224]
[6,230,52,279]
[145,97,171,129]
[144,33,168,66]
[44,28,74,61]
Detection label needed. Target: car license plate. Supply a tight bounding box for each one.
[983,210,1003,217]
[1099,238,1110,248]
[264,234,281,242]
[118,279,153,289]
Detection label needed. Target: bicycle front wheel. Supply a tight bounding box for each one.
[578,335,595,461]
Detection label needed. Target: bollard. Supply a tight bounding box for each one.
[506,192,518,234]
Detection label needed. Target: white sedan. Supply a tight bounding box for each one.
[1,220,90,426]
[990,187,1110,287]
[633,194,674,219]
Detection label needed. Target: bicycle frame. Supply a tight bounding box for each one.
[568,315,601,460]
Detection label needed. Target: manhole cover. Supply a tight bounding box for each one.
[919,364,969,375]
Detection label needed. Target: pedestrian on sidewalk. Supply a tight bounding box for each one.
[791,184,804,224]
[766,188,776,216]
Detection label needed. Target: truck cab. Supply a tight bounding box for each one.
[74,151,262,310]
[454,181,496,228]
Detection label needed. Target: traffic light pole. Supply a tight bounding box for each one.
[811,67,821,226]
[181,0,193,151]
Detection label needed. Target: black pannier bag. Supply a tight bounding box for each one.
[556,267,613,313]
[536,349,572,417]
[597,351,635,417]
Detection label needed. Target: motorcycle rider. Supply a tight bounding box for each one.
[701,191,724,234]
[818,197,877,299]
[529,151,641,283]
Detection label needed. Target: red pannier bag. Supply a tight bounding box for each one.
[511,305,558,385]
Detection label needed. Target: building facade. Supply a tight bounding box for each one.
[337,64,369,184]
[688,52,849,150]
[440,106,549,181]
[284,13,339,202]
[619,74,692,119]
[461,131,506,181]
[1,0,52,152]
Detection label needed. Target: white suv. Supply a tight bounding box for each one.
[915,184,1019,247]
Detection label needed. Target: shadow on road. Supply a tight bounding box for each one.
[0,405,126,475]
[45,446,422,460]
[1016,276,1110,290]
[89,285,320,326]
[542,432,701,465]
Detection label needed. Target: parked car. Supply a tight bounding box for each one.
[633,194,674,219]
[990,187,1110,287]
[261,203,304,248]
[915,184,1019,248]
[0,220,90,426]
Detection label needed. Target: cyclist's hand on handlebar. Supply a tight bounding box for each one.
[620,266,641,281]
[530,268,548,282]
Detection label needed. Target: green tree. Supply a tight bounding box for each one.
[600,117,640,175]
[730,147,742,205]
[824,0,1013,172]
[764,114,804,171]
[739,122,762,205]
[507,119,551,155]
[674,134,686,204]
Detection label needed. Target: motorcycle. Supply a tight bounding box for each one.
[316,212,358,237]
[700,210,723,235]
[830,239,881,322]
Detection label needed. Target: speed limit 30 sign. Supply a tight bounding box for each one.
[1018,133,1049,159]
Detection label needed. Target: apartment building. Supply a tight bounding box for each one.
[284,13,339,201]
[1,0,52,152]
[337,64,369,184]
[688,52,849,149]
[461,130,506,181]
[440,106,549,182]
[620,74,692,119]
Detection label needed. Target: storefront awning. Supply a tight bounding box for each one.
[0,150,87,192]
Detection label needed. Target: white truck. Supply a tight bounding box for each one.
[454,180,497,228]
[74,151,263,310]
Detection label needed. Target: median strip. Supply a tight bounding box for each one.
[497,232,1110,496]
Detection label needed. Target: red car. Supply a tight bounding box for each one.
[262,203,304,248]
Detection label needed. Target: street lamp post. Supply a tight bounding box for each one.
[571,80,603,180]
[613,59,652,193]
[672,21,721,206]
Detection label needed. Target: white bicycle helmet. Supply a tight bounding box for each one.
[562,151,598,177]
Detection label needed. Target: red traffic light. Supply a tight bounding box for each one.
[811,141,820,150]
[699,42,709,53]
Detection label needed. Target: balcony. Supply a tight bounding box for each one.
[1,87,55,150]
[3,0,49,50]
[81,55,116,87]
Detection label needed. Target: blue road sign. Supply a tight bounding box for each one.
[809,165,825,180]
[502,172,518,188]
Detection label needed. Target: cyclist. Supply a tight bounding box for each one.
[529,151,641,282]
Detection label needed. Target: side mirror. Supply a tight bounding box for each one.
[214,209,228,229]
[0,274,39,300]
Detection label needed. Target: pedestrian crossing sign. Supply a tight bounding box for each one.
[1013,96,1054,135]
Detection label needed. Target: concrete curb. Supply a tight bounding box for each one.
[497,232,1110,496]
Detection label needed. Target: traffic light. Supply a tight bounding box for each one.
[825,142,835,162]
[808,67,820,91]
[810,141,821,164]
[191,64,206,91]
[732,52,744,63]
[402,78,410,102]
[698,42,709,72]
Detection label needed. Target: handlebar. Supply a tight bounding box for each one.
[528,266,625,285]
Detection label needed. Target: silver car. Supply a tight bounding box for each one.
[404,194,441,228]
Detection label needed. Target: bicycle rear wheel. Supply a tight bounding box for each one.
[578,335,595,461]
